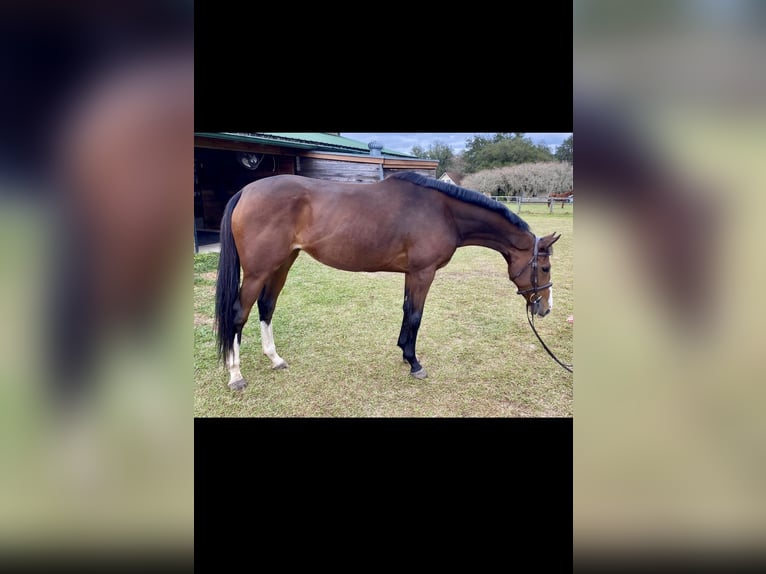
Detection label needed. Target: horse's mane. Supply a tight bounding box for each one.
[388,171,530,232]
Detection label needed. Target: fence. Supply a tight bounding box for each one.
[494,196,574,214]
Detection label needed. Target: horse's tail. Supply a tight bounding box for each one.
[215,189,244,363]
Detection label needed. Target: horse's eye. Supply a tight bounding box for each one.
[542,266,550,273]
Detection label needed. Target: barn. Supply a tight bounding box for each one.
[194,132,438,245]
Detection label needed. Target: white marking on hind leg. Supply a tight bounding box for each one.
[228,336,244,385]
[261,321,288,369]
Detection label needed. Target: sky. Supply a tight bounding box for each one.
[340,133,572,155]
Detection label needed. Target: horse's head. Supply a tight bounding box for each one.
[509,232,561,317]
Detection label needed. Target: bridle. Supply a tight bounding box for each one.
[512,235,573,374]
[512,235,553,298]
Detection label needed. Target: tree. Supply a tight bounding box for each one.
[462,162,573,198]
[450,153,466,177]
[555,134,573,164]
[410,140,455,178]
[462,133,554,173]
[411,145,426,158]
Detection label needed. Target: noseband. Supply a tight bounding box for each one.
[512,235,573,374]
[512,236,552,300]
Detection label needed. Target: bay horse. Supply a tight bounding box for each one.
[547,190,574,208]
[215,171,561,390]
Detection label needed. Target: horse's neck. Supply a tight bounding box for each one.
[450,201,531,256]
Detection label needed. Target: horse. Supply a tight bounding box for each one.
[215,171,561,390]
[547,190,574,209]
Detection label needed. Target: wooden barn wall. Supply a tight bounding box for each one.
[383,167,436,179]
[297,158,381,183]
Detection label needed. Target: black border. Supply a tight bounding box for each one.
[194,417,572,570]
[194,5,573,133]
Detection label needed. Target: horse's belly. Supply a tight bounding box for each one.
[299,228,408,273]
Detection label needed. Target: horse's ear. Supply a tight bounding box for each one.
[542,232,562,248]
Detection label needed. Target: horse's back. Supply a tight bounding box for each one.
[240,174,314,201]
[236,174,401,225]
[231,174,456,273]
[238,174,372,210]
[243,174,365,193]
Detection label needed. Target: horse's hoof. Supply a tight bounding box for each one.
[411,368,428,380]
[272,361,289,370]
[228,378,248,391]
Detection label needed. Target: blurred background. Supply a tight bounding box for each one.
[574,0,766,563]
[0,0,193,566]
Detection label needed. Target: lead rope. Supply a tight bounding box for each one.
[526,304,573,373]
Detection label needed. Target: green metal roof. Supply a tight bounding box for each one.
[195,132,416,158]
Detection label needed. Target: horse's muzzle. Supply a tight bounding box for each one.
[531,298,550,317]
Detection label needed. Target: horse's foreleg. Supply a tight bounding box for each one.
[397,269,436,380]
[257,250,299,370]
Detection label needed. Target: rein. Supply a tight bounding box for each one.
[514,236,573,374]
[526,304,573,373]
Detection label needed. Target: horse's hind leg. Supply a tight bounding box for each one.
[257,250,299,369]
[227,274,266,390]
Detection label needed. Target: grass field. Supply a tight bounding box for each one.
[194,210,573,417]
